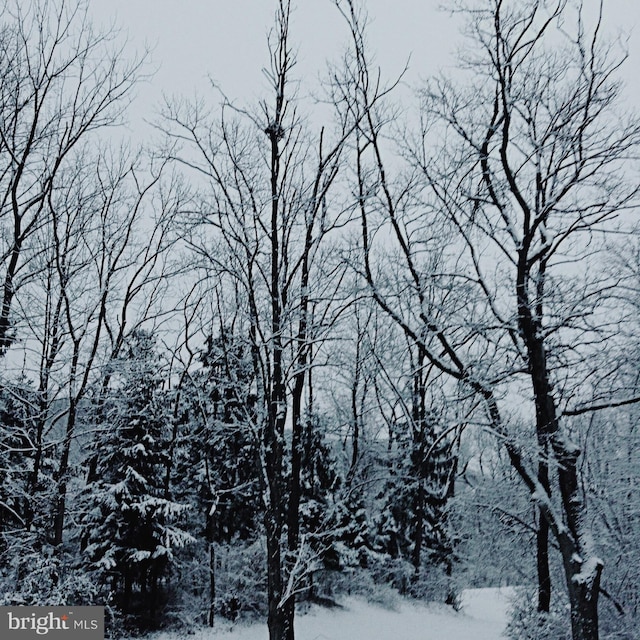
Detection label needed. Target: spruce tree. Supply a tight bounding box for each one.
[372,356,458,601]
[79,330,192,626]
[170,330,263,623]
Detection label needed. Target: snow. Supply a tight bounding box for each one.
[572,556,604,587]
[149,588,514,640]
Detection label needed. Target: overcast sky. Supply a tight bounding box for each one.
[90,1,640,135]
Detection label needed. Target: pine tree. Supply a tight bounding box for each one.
[170,330,264,624]
[296,414,340,571]
[198,332,261,543]
[0,380,35,541]
[79,330,192,626]
[371,355,459,602]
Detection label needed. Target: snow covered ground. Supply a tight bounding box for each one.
[151,587,514,640]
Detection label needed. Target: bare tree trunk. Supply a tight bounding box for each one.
[536,500,551,612]
[288,235,312,560]
[410,354,426,581]
[265,15,291,634]
[208,542,215,628]
[52,398,78,546]
[518,254,602,636]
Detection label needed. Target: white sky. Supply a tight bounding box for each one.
[90,1,640,136]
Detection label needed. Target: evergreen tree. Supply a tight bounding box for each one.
[172,330,261,545]
[79,330,192,626]
[372,356,459,602]
[170,330,264,624]
[296,414,340,571]
[198,332,261,544]
[0,380,35,542]
[0,379,65,605]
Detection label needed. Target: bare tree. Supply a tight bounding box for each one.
[340,0,640,638]
[0,0,142,357]
[51,152,182,548]
[7,145,181,556]
[159,2,355,637]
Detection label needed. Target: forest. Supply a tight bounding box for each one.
[0,1,639,640]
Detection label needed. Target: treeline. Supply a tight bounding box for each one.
[0,2,639,640]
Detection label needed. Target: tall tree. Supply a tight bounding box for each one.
[0,0,141,356]
[159,2,355,637]
[80,330,192,625]
[340,0,640,638]
[41,149,179,549]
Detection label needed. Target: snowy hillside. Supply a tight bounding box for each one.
[151,588,513,640]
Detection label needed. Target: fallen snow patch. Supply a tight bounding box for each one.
[148,588,515,640]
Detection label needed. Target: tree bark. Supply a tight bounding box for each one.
[517,259,602,638]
